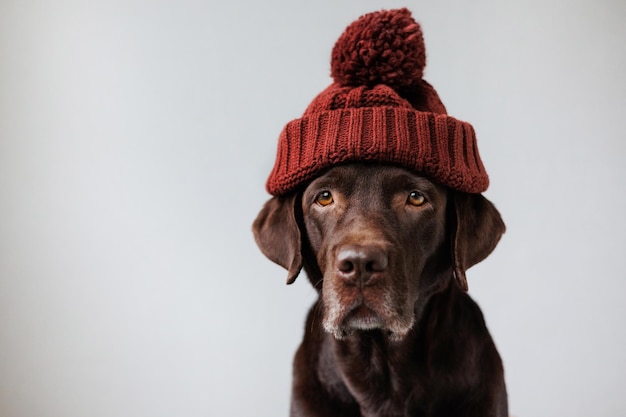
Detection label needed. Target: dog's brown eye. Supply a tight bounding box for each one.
[407,191,425,206]
[316,191,334,206]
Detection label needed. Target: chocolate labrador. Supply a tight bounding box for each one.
[253,162,507,417]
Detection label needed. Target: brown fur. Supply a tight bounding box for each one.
[253,163,507,417]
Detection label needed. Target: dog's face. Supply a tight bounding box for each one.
[253,163,504,341]
[301,164,449,340]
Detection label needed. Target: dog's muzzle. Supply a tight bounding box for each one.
[322,243,414,341]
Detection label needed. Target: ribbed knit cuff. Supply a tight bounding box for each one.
[266,107,489,195]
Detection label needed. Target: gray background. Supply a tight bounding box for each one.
[1,0,625,416]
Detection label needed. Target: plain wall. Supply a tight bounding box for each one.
[1,0,625,416]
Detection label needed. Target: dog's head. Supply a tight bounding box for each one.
[253,163,504,341]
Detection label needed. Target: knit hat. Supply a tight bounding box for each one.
[266,8,489,195]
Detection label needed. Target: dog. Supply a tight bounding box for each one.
[253,162,507,416]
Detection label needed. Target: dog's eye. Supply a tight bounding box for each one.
[407,191,426,206]
[315,191,334,206]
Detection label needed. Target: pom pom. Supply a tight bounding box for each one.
[331,8,426,89]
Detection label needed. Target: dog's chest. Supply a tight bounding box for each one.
[331,333,429,416]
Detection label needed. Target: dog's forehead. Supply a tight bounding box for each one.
[307,163,437,191]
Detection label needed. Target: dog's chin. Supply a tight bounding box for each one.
[323,305,414,342]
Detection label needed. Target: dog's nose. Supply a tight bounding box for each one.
[336,244,388,286]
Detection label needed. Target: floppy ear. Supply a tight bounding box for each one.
[451,192,506,291]
[252,194,303,284]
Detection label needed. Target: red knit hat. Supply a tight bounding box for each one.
[266,8,489,195]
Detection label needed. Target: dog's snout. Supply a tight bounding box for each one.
[336,244,388,285]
